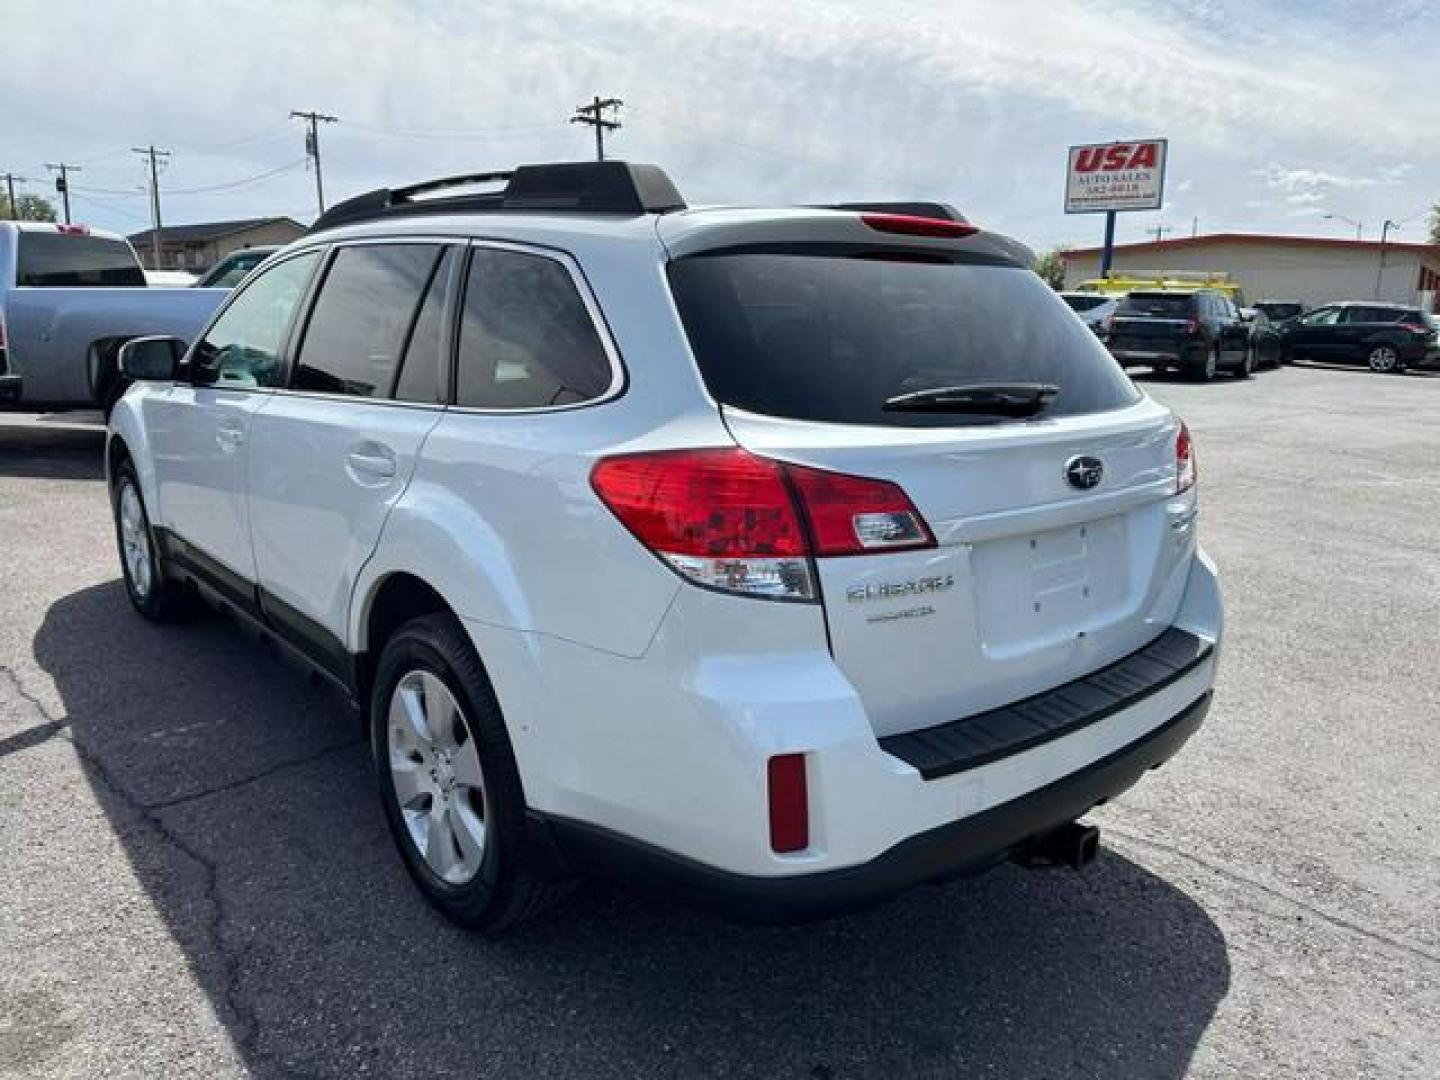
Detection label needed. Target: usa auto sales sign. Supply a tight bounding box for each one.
[1065,139,1168,213]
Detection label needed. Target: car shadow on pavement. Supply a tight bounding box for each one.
[32,581,1231,1080]
[0,425,105,479]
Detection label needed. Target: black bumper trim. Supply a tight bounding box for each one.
[541,691,1211,924]
[879,627,1212,781]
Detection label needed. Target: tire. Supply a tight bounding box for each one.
[1192,344,1219,382]
[370,613,569,931]
[1235,344,1254,379]
[1367,344,1401,374]
[110,461,198,621]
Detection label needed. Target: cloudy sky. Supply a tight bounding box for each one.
[4,0,1436,252]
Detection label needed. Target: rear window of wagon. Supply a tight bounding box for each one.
[667,249,1140,427]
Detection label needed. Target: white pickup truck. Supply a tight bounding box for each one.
[0,221,228,409]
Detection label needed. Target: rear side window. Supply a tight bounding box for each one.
[1116,293,1195,317]
[15,232,146,287]
[455,247,612,409]
[1346,307,1402,324]
[668,252,1139,427]
[293,244,442,398]
[1061,294,1109,313]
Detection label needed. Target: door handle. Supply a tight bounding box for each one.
[345,444,397,482]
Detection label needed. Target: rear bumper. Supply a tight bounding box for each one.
[1109,343,1201,368]
[473,548,1222,904]
[543,691,1211,923]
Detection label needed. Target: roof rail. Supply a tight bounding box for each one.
[313,161,686,232]
[818,201,969,223]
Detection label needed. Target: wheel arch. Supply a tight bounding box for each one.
[352,570,460,709]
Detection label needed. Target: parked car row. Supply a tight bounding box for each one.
[1074,285,1438,380]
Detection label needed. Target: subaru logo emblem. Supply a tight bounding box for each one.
[1064,455,1104,490]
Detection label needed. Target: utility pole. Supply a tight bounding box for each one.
[1191,215,1199,239]
[132,145,171,269]
[570,96,623,161]
[1375,219,1398,299]
[2,172,34,219]
[290,109,337,215]
[1147,224,1172,243]
[44,162,82,224]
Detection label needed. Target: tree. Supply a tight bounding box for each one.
[1033,245,1070,290]
[1429,203,1439,245]
[0,192,58,222]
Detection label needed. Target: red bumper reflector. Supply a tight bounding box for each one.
[768,753,809,853]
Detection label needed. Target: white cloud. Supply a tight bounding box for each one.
[0,0,1434,251]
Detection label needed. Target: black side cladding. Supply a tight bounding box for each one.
[879,627,1213,780]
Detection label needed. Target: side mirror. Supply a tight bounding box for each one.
[118,336,184,382]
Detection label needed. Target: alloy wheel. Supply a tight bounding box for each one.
[117,480,153,599]
[1368,345,1398,373]
[387,670,489,885]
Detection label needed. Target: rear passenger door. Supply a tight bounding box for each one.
[245,241,457,680]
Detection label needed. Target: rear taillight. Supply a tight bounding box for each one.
[589,448,935,601]
[860,212,979,239]
[1399,322,1429,336]
[767,754,809,853]
[1176,421,1196,494]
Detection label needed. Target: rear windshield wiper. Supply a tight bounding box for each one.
[882,382,1060,417]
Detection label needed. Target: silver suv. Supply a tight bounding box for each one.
[107,162,1222,930]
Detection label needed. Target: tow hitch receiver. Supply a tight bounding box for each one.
[1011,822,1101,870]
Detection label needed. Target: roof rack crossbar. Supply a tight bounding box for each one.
[313,161,686,232]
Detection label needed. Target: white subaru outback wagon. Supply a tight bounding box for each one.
[106,162,1221,930]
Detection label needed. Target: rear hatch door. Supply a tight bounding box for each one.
[1107,292,1196,359]
[667,239,1194,737]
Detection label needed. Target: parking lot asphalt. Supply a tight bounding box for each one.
[1,365,1437,1079]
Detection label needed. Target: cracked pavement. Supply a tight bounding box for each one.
[1,366,1437,1079]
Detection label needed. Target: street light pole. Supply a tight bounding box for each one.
[1375,219,1398,300]
[1323,212,1362,241]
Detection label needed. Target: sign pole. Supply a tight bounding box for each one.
[1100,211,1117,279]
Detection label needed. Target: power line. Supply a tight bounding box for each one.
[131,146,171,268]
[165,159,307,196]
[290,109,337,214]
[570,96,623,161]
[341,118,561,141]
[44,162,82,224]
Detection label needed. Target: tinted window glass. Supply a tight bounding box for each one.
[1303,307,1341,326]
[199,250,271,289]
[16,231,146,287]
[668,252,1139,428]
[1256,303,1303,322]
[394,248,454,405]
[456,247,612,409]
[1115,293,1195,317]
[293,244,441,398]
[192,251,320,389]
[1061,294,1109,312]
[1346,306,1402,324]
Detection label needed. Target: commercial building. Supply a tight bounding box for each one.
[1062,233,1440,310]
[127,217,306,272]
